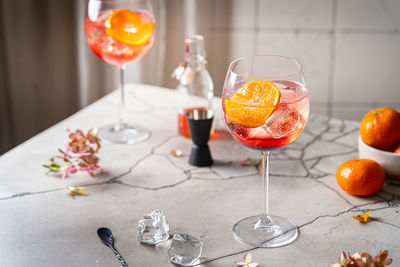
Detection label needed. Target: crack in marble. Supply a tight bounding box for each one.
[374,219,400,229]
[192,172,259,181]
[329,128,359,142]
[2,114,400,266]
[304,149,358,162]
[375,193,392,208]
[196,202,400,265]
[193,116,400,265]
[112,176,193,191]
[311,178,355,207]
[0,135,179,201]
[0,188,63,201]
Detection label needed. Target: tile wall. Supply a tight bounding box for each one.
[135,0,400,121]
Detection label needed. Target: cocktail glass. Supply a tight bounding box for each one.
[85,0,155,144]
[222,55,309,247]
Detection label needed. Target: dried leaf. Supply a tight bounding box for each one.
[353,210,372,224]
[239,158,259,166]
[170,149,183,157]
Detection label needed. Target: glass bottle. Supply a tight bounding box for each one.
[172,35,214,138]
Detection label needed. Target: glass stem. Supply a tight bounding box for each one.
[262,150,271,216]
[255,150,271,229]
[119,64,127,126]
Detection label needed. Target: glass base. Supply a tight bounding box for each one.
[98,123,150,144]
[233,214,298,248]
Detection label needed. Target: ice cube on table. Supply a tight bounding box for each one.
[138,209,170,245]
[168,233,203,266]
[264,104,300,139]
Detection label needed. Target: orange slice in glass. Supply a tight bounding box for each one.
[225,80,281,127]
[105,9,153,46]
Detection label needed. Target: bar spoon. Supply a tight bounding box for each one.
[97,227,128,267]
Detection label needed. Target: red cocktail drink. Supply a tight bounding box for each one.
[85,10,154,66]
[223,80,309,150]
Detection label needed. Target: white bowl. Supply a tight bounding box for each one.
[358,136,400,177]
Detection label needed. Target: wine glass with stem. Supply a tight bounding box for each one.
[85,0,155,144]
[222,55,309,247]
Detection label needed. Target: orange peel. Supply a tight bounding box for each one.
[225,80,281,127]
[105,9,153,46]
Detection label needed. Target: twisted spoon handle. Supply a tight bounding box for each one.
[109,245,128,267]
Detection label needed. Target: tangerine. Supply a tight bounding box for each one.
[360,107,400,151]
[224,80,281,127]
[105,9,153,46]
[336,158,385,196]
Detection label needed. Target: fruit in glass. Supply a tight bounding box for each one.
[222,55,309,248]
[85,0,155,144]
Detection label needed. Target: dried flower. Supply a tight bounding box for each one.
[353,210,372,224]
[235,253,258,267]
[64,186,86,198]
[170,149,183,157]
[239,158,259,166]
[44,129,101,178]
[330,250,392,267]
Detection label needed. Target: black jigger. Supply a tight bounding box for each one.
[186,109,214,167]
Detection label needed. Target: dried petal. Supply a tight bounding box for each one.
[170,149,183,157]
[65,187,76,197]
[44,128,101,178]
[353,210,372,223]
[64,186,86,198]
[361,253,371,259]
[332,250,392,267]
[235,253,257,267]
[70,165,78,174]
[352,252,362,260]
[75,187,86,195]
[339,252,347,264]
[244,253,252,263]
[75,129,84,138]
[384,258,393,265]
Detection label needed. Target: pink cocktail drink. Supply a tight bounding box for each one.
[85,10,155,66]
[222,56,309,248]
[223,80,309,150]
[84,0,155,144]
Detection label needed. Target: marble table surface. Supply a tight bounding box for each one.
[0,83,399,267]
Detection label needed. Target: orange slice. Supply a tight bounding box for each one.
[225,80,281,127]
[105,9,153,46]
